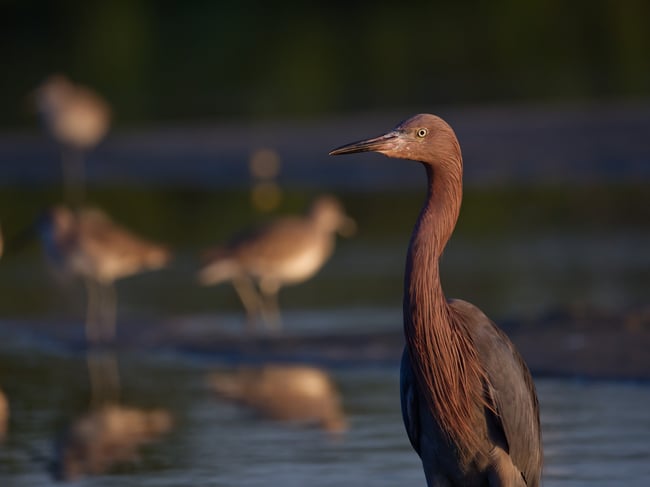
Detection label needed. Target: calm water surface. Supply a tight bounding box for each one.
[0,343,649,487]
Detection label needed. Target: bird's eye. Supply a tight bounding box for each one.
[416,128,428,138]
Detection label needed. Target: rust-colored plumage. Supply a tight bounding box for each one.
[331,114,541,486]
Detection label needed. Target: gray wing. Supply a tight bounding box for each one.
[400,347,421,456]
[449,299,542,486]
[484,324,542,486]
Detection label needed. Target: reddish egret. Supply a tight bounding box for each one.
[209,364,347,433]
[330,114,542,486]
[198,195,356,331]
[38,205,170,344]
[34,75,111,205]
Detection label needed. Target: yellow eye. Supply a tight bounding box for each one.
[416,128,428,138]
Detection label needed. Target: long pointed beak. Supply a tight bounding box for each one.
[329,131,400,156]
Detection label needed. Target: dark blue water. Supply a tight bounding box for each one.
[0,345,649,486]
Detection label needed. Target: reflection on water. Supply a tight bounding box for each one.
[50,347,173,481]
[0,347,648,486]
[86,351,121,406]
[209,364,347,433]
[539,380,650,486]
[52,404,172,481]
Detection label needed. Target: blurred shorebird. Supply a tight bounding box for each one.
[209,364,347,433]
[34,75,111,205]
[198,195,356,331]
[38,205,171,344]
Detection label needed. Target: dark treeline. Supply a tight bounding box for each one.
[1,0,649,127]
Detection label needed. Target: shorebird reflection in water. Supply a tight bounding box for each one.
[52,404,173,481]
[38,205,171,344]
[209,364,347,433]
[331,115,542,486]
[34,75,111,205]
[199,195,356,331]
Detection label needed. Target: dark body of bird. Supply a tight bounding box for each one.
[330,114,542,486]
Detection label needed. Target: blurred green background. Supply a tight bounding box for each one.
[2,0,650,126]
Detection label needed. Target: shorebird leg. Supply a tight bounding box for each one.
[84,278,102,344]
[98,282,117,343]
[231,275,264,332]
[84,279,117,344]
[259,279,282,332]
